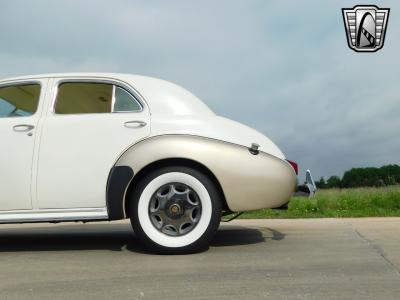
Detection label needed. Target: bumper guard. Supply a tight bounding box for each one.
[294,169,317,197]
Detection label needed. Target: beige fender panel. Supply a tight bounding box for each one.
[116,135,297,212]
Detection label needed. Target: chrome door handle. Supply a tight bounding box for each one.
[124,121,147,128]
[13,124,35,132]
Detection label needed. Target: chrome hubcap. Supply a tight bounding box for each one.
[149,183,202,236]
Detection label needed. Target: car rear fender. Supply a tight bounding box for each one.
[106,134,296,220]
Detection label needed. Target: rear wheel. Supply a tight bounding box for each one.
[130,166,222,254]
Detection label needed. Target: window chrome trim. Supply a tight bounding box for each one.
[0,80,43,118]
[51,78,145,115]
[111,84,116,112]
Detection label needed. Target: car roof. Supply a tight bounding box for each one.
[0,73,214,116]
[0,72,146,82]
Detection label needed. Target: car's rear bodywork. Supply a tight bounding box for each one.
[110,135,297,217]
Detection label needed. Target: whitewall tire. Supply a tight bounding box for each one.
[130,166,222,254]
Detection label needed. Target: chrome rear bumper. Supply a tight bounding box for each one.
[294,169,317,197]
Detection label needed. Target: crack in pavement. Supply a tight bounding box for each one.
[343,220,400,278]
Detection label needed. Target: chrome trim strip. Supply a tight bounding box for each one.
[111,84,116,112]
[0,208,109,223]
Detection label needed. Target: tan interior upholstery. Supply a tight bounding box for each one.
[55,83,113,114]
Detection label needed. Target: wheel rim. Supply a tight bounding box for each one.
[148,182,202,236]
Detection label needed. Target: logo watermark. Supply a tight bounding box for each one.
[342,5,390,52]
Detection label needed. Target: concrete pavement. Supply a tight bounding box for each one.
[0,218,399,299]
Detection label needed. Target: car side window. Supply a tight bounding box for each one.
[0,84,41,118]
[55,82,113,114]
[55,82,142,114]
[113,86,142,112]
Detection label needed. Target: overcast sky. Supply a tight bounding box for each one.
[1,0,399,180]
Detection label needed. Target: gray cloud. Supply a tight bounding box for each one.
[0,0,399,180]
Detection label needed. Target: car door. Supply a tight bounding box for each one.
[36,78,150,209]
[0,80,46,210]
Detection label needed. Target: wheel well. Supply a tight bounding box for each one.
[124,158,228,217]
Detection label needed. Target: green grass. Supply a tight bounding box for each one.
[239,186,400,219]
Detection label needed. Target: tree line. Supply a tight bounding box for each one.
[316,164,400,189]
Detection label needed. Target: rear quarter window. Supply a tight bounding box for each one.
[114,86,142,112]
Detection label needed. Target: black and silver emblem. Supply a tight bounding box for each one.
[342,5,390,52]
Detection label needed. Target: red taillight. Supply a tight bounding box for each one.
[286,160,298,175]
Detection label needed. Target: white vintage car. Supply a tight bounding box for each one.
[0,73,300,253]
